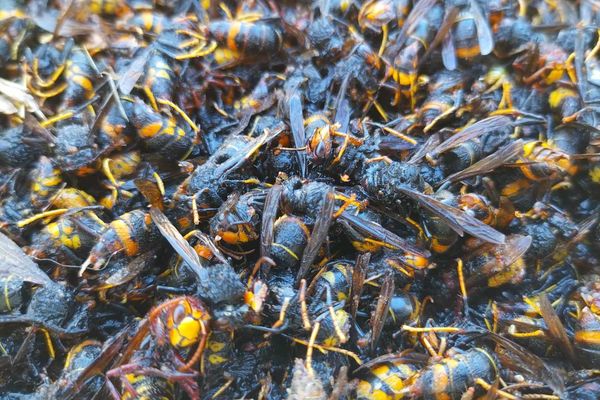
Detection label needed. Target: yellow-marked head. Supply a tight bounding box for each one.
[170,314,202,348]
[163,297,211,349]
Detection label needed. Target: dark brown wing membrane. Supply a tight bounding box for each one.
[296,190,335,284]
[386,0,438,55]
[470,0,494,55]
[339,211,430,257]
[426,6,459,70]
[134,170,165,210]
[408,131,443,164]
[215,124,285,178]
[0,232,53,286]
[369,271,394,351]
[117,47,153,95]
[285,82,307,177]
[482,331,566,396]
[333,74,351,134]
[466,234,531,287]
[33,12,97,37]
[56,325,130,399]
[575,29,587,100]
[441,30,457,71]
[190,230,229,265]
[494,234,531,266]
[551,213,597,258]
[149,207,209,283]
[539,294,577,364]
[260,184,283,260]
[103,250,157,287]
[441,139,524,185]
[350,253,369,321]
[428,116,512,159]
[398,187,506,244]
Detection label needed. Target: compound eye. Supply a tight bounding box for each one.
[172,303,187,325]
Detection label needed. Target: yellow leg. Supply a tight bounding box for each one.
[328,302,347,344]
[29,83,67,99]
[17,209,68,227]
[565,52,576,83]
[474,378,518,400]
[378,24,388,58]
[175,29,207,41]
[437,336,447,357]
[382,126,417,145]
[365,155,393,164]
[152,172,165,195]
[420,335,438,357]
[102,158,121,188]
[498,82,513,110]
[456,258,468,312]
[586,29,600,62]
[236,13,263,22]
[175,41,217,60]
[157,98,200,132]
[299,279,312,331]
[38,328,56,359]
[305,322,320,376]
[144,86,159,111]
[40,110,75,127]
[291,337,362,364]
[219,3,234,20]
[401,325,462,333]
[32,60,65,88]
[211,377,234,399]
[372,99,389,122]
[333,193,362,218]
[271,296,291,331]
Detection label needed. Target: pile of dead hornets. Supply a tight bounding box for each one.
[2,0,600,398]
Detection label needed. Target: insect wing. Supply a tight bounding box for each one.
[287,89,306,177]
[134,172,165,210]
[441,31,457,71]
[334,74,352,134]
[391,0,438,51]
[484,331,566,395]
[408,131,443,164]
[369,271,394,351]
[117,47,153,95]
[339,211,430,257]
[398,188,506,244]
[0,232,53,286]
[296,190,335,283]
[261,184,283,260]
[425,6,459,70]
[215,123,285,178]
[149,207,209,283]
[470,0,494,55]
[428,116,512,158]
[443,139,524,184]
[104,250,157,287]
[57,325,132,399]
[539,294,577,363]
[350,253,369,320]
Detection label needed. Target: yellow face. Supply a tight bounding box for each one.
[168,300,207,348]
